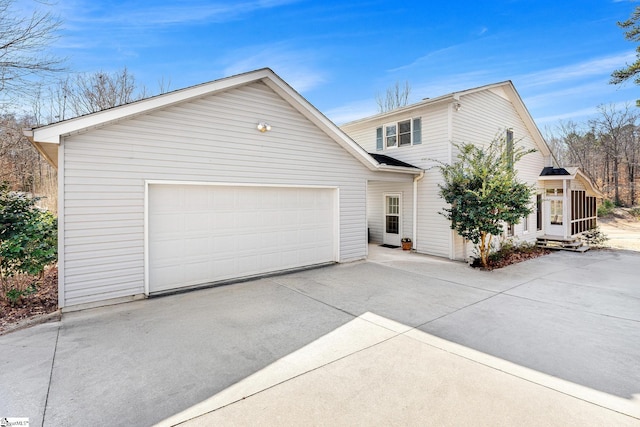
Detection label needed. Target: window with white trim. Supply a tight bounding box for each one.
[506,222,515,237]
[375,117,422,150]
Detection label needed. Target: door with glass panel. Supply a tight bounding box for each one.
[383,193,402,246]
[545,188,565,237]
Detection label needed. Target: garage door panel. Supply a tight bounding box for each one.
[148,184,336,294]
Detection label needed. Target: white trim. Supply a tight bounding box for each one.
[144,180,341,295]
[412,171,425,250]
[364,180,369,257]
[382,192,402,246]
[334,187,341,262]
[145,179,342,189]
[144,181,150,296]
[563,179,569,238]
[57,138,65,308]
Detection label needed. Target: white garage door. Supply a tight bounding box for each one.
[147,184,337,294]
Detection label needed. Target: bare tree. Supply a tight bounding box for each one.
[65,67,145,116]
[376,81,411,113]
[32,67,154,124]
[0,113,56,206]
[590,104,637,206]
[0,0,63,105]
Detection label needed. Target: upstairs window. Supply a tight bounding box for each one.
[398,120,411,146]
[375,117,422,151]
[386,124,397,148]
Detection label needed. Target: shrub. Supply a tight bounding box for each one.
[597,199,615,217]
[630,207,640,219]
[0,182,57,302]
[580,226,609,248]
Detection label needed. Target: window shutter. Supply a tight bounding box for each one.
[376,127,383,151]
[412,118,422,144]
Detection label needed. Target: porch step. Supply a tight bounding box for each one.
[536,236,590,253]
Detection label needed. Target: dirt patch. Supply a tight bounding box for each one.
[599,208,640,252]
[0,267,58,333]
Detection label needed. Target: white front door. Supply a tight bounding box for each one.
[545,197,565,236]
[383,193,402,246]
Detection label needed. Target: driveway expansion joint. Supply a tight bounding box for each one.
[41,324,61,427]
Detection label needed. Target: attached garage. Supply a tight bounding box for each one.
[147,183,338,294]
[25,68,419,310]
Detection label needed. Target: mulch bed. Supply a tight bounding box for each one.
[0,267,58,333]
[471,247,551,270]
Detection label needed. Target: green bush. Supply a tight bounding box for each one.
[0,182,57,301]
[597,199,615,217]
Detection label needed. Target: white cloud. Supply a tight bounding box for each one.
[62,0,300,27]
[387,43,467,73]
[223,44,326,92]
[324,99,378,125]
[518,51,636,88]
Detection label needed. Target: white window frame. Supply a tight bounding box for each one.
[506,222,515,237]
[382,117,421,149]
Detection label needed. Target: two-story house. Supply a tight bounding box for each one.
[342,81,601,259]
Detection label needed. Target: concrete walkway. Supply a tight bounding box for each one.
[1,246,639,426]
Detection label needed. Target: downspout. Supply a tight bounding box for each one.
[412,170,425,250]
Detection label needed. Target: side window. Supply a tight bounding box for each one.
[398,120,411,146]
[386,124,397,148]
[506,222,514,237]
[380,117,422,150]
[412,117,422,144]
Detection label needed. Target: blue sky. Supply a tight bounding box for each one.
[33,0,640,132]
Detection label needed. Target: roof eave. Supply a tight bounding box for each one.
[377,165,423,174]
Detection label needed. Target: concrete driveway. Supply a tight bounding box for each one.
[1,246,639,426]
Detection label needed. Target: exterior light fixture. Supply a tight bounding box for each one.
[257,122,272,132]
[453,102,462,112]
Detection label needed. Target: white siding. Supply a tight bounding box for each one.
[61,81,411,307]
[342,103,452,258]
[367,181,413,244]
[342,85,549,260]
[450,89,546,255]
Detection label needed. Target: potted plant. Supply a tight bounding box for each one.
[401,237,412,251]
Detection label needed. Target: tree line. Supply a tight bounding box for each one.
[0,0,170,211]
[548,104,639,207]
